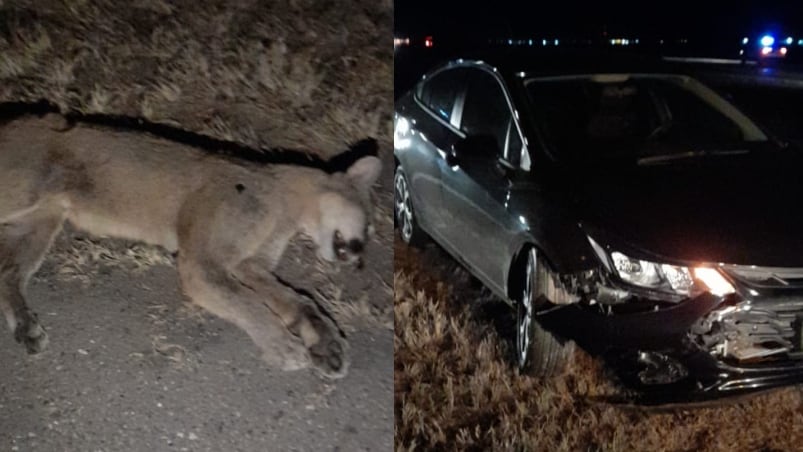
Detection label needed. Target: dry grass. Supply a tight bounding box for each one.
[40,227,175,285]
[395,238,803,451]
[0,0,392,155]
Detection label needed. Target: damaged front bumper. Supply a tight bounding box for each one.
[538,267,803,404]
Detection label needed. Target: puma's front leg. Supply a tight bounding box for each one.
[236,260,349,379]
[177,256,314,372]
[175,183,348,379]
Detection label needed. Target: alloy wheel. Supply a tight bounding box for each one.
[394,170,414,243]
[517,250,536,369]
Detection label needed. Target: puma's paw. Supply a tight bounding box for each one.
[301,306,350,379]
[15,318,49,354]
[309,335,349,379]
[261,335,311,372]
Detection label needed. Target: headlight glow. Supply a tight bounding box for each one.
[610,251,735,298]
[693,268,735,297]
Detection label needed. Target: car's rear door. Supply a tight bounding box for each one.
[438,67,526,295]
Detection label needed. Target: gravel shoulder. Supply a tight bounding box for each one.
[0,264,392,452]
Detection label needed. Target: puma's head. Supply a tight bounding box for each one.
[309,155,382,267]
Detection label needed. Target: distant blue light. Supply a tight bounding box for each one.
[760,35,775,47]
[786,36,794,45]
[438,109,448,119]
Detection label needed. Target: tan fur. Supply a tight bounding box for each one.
[0,113,382,379]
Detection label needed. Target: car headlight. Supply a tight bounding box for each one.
[610,251,735,297]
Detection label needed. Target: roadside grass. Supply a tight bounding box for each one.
[394,238,803,451]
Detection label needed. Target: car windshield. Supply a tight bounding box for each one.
[524,74,768,164]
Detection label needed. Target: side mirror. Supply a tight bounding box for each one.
[447,134,500,166]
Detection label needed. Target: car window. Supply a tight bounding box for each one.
[525,75,767,164]
[417,68,467,122]
[460,70,512,156]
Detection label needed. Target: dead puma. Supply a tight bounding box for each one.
[0,113,382,379]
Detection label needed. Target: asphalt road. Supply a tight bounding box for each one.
[0,265,392,452]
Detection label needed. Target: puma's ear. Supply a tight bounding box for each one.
[346,156,382,192]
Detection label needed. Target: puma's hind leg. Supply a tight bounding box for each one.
[0,203,67,354]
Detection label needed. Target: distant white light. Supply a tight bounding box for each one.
[529,39,533,46]
[518,215,527,226]
[508,39,513,45]
[742,37,749,45]
[554,39,559,45]
[739,49,744,55]
[786,36,794,45]
[760,35,775,47]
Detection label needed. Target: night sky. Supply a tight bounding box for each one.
[395,1,803,42]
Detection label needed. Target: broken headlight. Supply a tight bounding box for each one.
[610,251,735,297]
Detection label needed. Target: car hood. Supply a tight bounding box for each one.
[572,152,803,267]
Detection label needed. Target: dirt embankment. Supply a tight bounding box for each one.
[0,0,392,156]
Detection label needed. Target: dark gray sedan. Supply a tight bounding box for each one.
[394,51,803,402]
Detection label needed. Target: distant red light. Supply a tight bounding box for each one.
[424,36,433,48]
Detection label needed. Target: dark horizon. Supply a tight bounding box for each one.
[395,1,803,42]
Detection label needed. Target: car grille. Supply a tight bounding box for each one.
[721,265,803,289]
[692,298,803,362]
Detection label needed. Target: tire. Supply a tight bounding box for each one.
[516,248,572,377]
[394,166,427,247]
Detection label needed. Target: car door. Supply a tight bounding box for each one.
[402,67,469,235]
[438,67,526,295]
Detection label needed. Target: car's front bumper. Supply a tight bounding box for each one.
[538,289,803,403]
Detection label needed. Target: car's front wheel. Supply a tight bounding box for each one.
[516,248,572,376]
[394,166,426,246]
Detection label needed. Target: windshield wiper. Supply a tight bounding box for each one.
[637,149,750,165]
